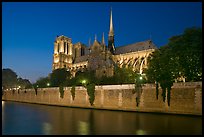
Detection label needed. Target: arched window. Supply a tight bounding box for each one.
[58,43,60,52]
[64,42,66,53]
[67,43,69,54]
[75,48,77,58]
[81,48,85,56]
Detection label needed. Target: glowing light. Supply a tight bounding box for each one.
[42,122,52,135]
[2,101,5,108]
[81,80,87,84]
[136,129,146,135]
[47,83,50,86]
[140,76,143,80]
[17,86,21,90]
[78,121,89,135]
[54,58,59,63]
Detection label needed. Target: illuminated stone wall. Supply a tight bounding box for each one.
[53,35,73,70]
[113,49,155,73]
[2,82,202,116]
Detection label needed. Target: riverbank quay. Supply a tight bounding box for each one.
[2,82,202,116]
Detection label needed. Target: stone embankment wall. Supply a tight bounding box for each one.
[2,82,202,115]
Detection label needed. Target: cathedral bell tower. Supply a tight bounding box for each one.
[108,8,115,54]
[52,35,73,70]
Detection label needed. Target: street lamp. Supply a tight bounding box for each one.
[81,80,87,85]
[139,76,143,80]
[81,79,87,87]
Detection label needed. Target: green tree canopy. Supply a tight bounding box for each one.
[2,68,18,89]
[34,76,50,88]
[97,64,143,85]
[70,70,96,86]
[113,64,137,84]
[168,27,202,81]
[146,27,202,84]
[50,68,71,87]
[2,68,32,89]
[145,27,202,106]
[17,77,32,89]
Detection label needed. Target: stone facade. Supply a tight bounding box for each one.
[52,9,157,77]
[2,82,202,116]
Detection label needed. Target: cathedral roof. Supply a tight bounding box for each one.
[74,42,87,48]
[92,39,101,46]
[115,40,157,55]
[74,55,89,63]
[56,35,71,41]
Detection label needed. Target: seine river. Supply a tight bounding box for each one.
[2,101,202,135]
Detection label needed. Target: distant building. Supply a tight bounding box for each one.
[52,9,157,78]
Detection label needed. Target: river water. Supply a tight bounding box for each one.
[2,101,202,135]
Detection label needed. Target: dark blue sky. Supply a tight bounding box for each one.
[2,2,202,83]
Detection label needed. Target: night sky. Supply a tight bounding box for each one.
[2,2,202,83]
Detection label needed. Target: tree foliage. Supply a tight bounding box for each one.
[97,64,140,85]
[2,68,32,89]
[50,68,71,87]
[86,83,95,106]
[145,27,202,106]
[168,27,202,81]
[59,85,64,98]
[34,77,50,88]
[133,73,144,107]
[2,68,18,89]
[69,70,96,105]
[70,85,75,100]
[17,78,32,89]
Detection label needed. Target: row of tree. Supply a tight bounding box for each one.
[32,66,140,88]
[2,68,32,90]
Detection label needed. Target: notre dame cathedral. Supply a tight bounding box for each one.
[52,9,157,78]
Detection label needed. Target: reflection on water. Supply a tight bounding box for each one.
[2,101,202,135]
[42,122,52,135]
[2,101,5,107]
[78,121,89,135]
[136,129,146,135]
[2,101,5,130]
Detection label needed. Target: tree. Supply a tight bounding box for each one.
[17,78,32,89]
[50,68,71,87]
[114,64,135,84]
[34,77,50,88]
[145,46,174,106]
[2,68,18,89]
[2,68,32,91]
[69,70,96,105]
[168,27,202,81]
[72,70,96,86]
[145,27,202,106]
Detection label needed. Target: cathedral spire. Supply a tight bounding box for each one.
[108,7,115,54]
[95,34,97,41]
[102,32,105,45]
[89,37,91,46]
[109,7,114,37]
